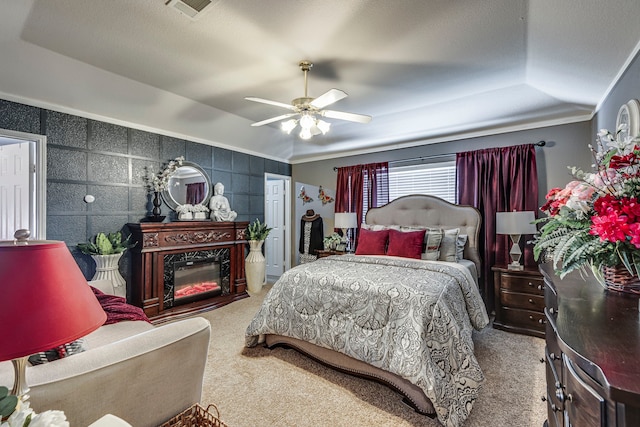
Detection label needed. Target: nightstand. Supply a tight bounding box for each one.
[492,265,545,338]
[316,249,346,258]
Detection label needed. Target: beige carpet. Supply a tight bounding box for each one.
[198,285,547,426]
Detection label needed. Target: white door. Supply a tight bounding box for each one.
[265,178,286,279]
[0,142,31,240]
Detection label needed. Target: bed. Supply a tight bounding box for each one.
[245,195,489,427]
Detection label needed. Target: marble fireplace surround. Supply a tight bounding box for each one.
[127,221,249,323]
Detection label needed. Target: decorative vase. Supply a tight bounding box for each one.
[91,253,126,295]
[245,240,266,293]
[152,191,162,217]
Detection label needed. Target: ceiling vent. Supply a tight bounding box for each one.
[166,0,216,20]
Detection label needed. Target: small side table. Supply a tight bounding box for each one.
[316,249,347,259]
[492,265,545,338]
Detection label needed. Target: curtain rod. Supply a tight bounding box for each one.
[332,140,546,171]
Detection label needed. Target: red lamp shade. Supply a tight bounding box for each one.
[0,240,107,361]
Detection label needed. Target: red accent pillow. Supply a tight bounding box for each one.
[355,228,389,255]
[386,228,426,259]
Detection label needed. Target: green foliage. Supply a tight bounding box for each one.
[77,231,135,255]
[534,210,640,278]
[246,219,272,241]
[0,386,18,420]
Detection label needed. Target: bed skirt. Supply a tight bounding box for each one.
[264,334,436,417]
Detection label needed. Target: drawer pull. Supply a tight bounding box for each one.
[539,318,546,324]
[549,307,555,315]
[528,281,533,287]
[555,388,573,404]
[537,284,544,291]
[528,298,534,304]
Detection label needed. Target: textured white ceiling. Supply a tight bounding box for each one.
[1,0,639,163]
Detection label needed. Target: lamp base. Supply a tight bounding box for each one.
[507,263,524,271]
[11,356,30,399]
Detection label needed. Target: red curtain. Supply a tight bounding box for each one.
[456,144,538,312]
[335,162,389,227]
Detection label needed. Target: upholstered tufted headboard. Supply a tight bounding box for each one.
[365,194,482,277]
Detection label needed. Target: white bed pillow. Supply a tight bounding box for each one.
[456,234,468,262]
[438,228,460,262]
[361,224,397,231]
[422,228,444,260]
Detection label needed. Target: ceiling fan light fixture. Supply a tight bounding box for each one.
[246,60,371,140]
[317,120,331,135]
[281,119,297,134]
[299,128,312,140]
[299,113,316,130]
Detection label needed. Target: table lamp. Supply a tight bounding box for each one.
[0,230,107,398]
[334,212,358,252]
[496,211,537,270]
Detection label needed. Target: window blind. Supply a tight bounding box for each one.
[388,161,457,203]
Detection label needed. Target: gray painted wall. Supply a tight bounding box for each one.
[0,98,291,282]
[596,49,640,135]
[292,122,593,214]
[290,49,640,262]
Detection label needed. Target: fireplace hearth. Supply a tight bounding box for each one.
[128,221,248,323]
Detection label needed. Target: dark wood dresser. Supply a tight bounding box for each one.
[492,265,546,337]
[540,263,640,426]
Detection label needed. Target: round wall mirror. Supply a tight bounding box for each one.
[161,161,211,210]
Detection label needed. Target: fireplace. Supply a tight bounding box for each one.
[128,221,248,323]
[164,249,229,308]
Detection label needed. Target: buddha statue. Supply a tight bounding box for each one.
[209,182,237,222]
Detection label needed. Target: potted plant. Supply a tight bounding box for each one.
[245,219,272,293]
[175,203,195,220]
[77,231,135,295]
[191,203,210,220]
[323,232,342,250]
[143,156,184,221]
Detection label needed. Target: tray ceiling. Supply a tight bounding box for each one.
[1,0,639,163]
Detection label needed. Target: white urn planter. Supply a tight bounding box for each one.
[91,253,126,296]
[245,240,266,293]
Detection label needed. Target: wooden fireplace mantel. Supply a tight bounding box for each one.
[127,221,249,323]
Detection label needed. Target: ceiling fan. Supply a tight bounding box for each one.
[245,61,372,140]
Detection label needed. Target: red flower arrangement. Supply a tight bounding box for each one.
[534,128,640,279]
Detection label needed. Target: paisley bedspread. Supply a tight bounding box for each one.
[245,255,490,427]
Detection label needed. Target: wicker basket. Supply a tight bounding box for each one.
[602,265,640,294]
[159,404,228,427]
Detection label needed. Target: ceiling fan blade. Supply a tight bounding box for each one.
[245,97,296,111]
[321,109,372,123]
[251,113,298,127]
[310,89,348,109]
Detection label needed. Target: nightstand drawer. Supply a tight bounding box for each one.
[502,307,546,332]
[500,290,545,311]
[500,274,545,294]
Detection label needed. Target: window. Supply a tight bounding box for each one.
[388,161,457,203]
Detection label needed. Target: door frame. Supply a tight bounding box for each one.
[0,129,47,239]
[264,173,291,279]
